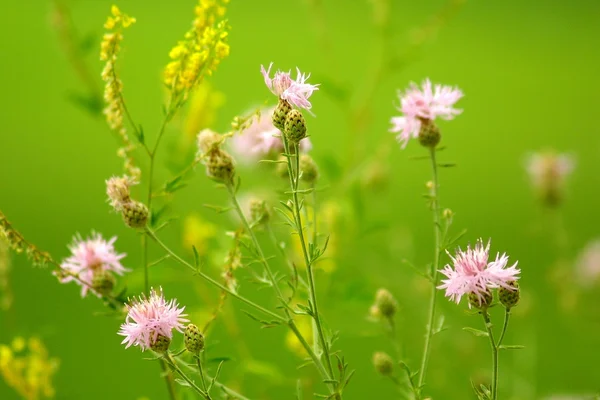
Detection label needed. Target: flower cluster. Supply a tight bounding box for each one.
[118,288,188,352]
[59,233,128,297]
[100,5,140,180]
[438,239,520,307]
[164,0,230,99]
[261,63,319,110]
[390,79,463,148]
[526,150,574,207]
[0,211,54,267]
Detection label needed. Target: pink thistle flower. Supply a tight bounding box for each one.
[231,107,312,162]
[118,288,188,351]
[438,239,520,306]
[60,233,128,297]
[575,239,600,287]
[261,63,319,110]
[390,79,463,148]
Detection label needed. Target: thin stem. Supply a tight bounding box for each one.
[196,356,211,399]
[497,309,511,346]
[165,354,208,399]
[417,148,441,394]
[145,227,285,322]
[282,137,336,385]
[482,311,499,400]
[159,359,179,400]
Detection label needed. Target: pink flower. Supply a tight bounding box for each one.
[438,239,520,306]
[261,63,319,110]
[60,233,128,297]
[390,79,463,148]
[575,239,600,287]
[118,288,188,351]
[231,107,312,162]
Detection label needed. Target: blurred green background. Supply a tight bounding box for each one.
[1,0,600,399]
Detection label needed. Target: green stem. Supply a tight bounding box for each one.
[498,309,511,346]
[482,311,499,400]
[196,356,211,399]
[160,359,179,400]
[145,228,284,322]
[165,354,208,399]
[417,148,441,395]
[282,137,336,387]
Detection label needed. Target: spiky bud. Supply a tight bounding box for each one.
[184,324,205,354]
[299,154,319,184]
[272,98,292,131]
[250,199,270,226]
[205,149,236,183]
[121,201,148,228]
[373,351,394,376]
[150,334,171,353]
[92,270,115,296]
[374,288,397,319]
[284,109,307,143]
[499,281,520,309]
[418,118,441,148]
[468,290,493,310]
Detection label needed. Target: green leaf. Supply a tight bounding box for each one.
[462,327,489,337]
[174,378,191,387]
[499,345,525,350]
[192,246,200,269]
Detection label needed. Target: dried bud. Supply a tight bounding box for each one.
[374,288,397,319]
[196,129,222,157]
[150,334,171,353]
[284,109,307,143]
[122,201,149,228]
[499,281,520,309]
[184,324,205,354]
[418,118,441,148]
[205,149,236,183]
[299,154,319,183]
[106,176,133,211]
[468,290,493,310]
[373,351,394,376]
[272,98,292,131]
[92,270,116,296]
[250,199,270,225]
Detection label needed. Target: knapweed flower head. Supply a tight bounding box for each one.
[390,79,463,148]
[106,175,136,211]
[231,107,312,162]
[261,63,319,110]
[526,150,574,206]
[196,129,236,182]
[438,239,520,307]
[59,233,128,297]
[118,288,188,351]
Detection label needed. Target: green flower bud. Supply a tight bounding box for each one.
[418,118,441,148]
[150,334,171,353]
[122,201,149,228]
[374,288,397,319]
[373,351,394,376]
[299,154,319,184]
[206,149,236,183]
[284,109,307,143]
[92,270,115,296]
[272,98,292,131]
[468,290,493,310]
[499,281,520,309]
[184,324,205,354]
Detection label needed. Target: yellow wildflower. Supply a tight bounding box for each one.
[100,5,140,181]
[164,0,231,102]
[0,337,59,400]
[182,81,225,148]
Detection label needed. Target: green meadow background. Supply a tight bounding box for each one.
[1,0,600,399]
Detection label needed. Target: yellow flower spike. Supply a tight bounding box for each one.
[183,214,217,256]
[111,5,121,17]
[11,337,25,352]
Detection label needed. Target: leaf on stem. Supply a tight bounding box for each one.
[462,327,489,337]
[498,345,525,350]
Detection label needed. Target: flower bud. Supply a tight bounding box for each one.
[372,351,394,376]
[299,154,319,184]
[92,270,115,296]
[150,334,171,353]
[272,98,292,131]
[418,118,441,148]
[184,324,205,354]
[442,208,454,220]
[121,201,149,228]
[284,109,307,143]
[106,176,133,211]
[499,281,520,309]
[196,129,221,157]
[250,199,270,226]
[205,149,236,183]
[468,290,493,310]
[374,288,397,319]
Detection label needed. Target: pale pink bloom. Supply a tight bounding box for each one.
[60,233,128,297]
[261,63,319,110]
[118,288,188,351]
[231,107,312,162]
[526,151,574,189]
[390,79,463,148]
[575,239,600,287]
[438,239,520,306]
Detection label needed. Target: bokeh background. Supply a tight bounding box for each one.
[1,0,600,399]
